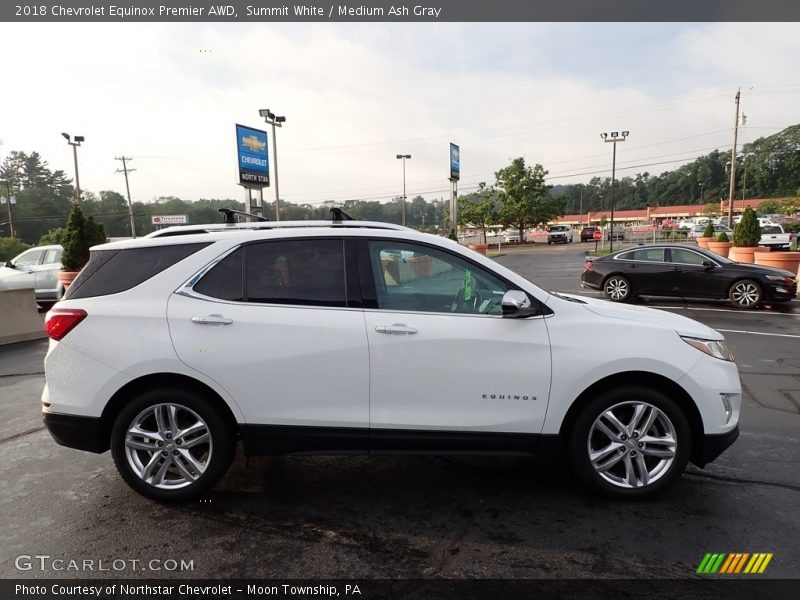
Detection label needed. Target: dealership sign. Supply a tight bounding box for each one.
[450,143,460,181]
[236,124,270,187]
[152,215,188,225]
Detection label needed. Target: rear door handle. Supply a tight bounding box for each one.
[375,324,417,335]
[191,314,233,325]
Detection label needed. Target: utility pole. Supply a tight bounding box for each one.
[1,179,14,237]
[600,131,629,252]
[115,156,137,238]
[727,90,741,228]
[259,109,286,221]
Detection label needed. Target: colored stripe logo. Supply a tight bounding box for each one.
[696,552,773,574]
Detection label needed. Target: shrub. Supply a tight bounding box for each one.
[716,232,729,243]
[0,237,31,262]
[61,203,107,271]
[702,222,715,238]
[732,207,760,247]
[39,227,67,246]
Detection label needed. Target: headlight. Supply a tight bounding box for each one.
[766,275,795,285]
[681,336,735,362]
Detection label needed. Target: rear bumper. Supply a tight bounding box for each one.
[43,411,107,453]
[692,426,739,467]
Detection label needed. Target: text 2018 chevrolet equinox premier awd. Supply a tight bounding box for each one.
[42,219,740,501]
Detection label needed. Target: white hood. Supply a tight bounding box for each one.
[556,293,724,340]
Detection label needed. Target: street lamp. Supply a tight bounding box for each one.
[600,130,629,252]
[61,133,84,203]
[259,108,286,221]
[396,154,411,226]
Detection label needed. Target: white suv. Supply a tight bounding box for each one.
[42,219,740,501]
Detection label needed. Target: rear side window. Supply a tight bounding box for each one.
[64,243,210,300]
[194,239,347,307]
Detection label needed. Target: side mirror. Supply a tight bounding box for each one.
[501,290,539,318]
[702,260,715,269]
[4,261,14,268]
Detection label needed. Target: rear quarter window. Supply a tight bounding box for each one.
[64,243,211,300]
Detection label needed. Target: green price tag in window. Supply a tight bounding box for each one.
[464,270,475,301]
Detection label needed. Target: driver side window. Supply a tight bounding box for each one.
[367,241,510,315]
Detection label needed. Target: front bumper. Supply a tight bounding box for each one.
[43,412,107,453]
[693,426,739,467]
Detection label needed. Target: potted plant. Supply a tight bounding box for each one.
[696,222,716,249]
[707,231,733,258]
[729,207,764,264]
[58,203,107,288]
[753,235,800,276]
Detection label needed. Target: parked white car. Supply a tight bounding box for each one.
[43,219,740,501]
[0,244,64,304]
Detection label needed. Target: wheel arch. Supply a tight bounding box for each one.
[98,373,240,452]
[558,371,704,464]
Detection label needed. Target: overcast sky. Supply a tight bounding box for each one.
[1,22,799,208]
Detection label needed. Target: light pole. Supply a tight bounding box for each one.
[61,133,84,203]
[396,154,411,226]
[259,109,286,221]
[600,130,629,252]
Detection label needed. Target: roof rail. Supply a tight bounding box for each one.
[218,208,268,223]
[330,207,355,222]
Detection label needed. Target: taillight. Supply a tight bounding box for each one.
[45,309,87,341]
[584,260,594,270]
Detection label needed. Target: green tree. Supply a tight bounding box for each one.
[494,158,563,240]
[457,182,497,243]
[733,207,760,247]
[61,204,107,271]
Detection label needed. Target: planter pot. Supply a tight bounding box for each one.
[729,246,768,264]
[696,236,715,249]
[707,241,733,258]
[57,270,79,289]
[407,255,433,278]
[468,243,489,255]
[753,251,800,276]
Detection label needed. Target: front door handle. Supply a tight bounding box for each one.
[375,324,417,335]
[668,266,680,271]
[191,314,233,325]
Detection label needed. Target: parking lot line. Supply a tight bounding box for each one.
[716,329,800,339]
[651,306,800,317]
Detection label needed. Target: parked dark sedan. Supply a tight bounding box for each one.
[581,244,797,309]
[580,225,599,242]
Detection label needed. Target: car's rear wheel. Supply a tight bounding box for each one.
[111,388,235,502]
[603,275,632,302]
[729,279,762,309]
[568,387,691,499]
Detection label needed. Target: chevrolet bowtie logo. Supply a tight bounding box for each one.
[241,135,266,152]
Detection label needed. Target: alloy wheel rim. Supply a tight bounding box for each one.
[605,278,628,300]
[124,403,212,489]
[732,282,759,307]
[587,401,677,489]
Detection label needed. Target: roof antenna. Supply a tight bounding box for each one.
[330,207,354,222]
[218,208,268,224]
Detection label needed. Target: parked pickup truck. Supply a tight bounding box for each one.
[759,224,796,250]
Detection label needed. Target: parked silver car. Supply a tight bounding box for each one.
[0,245,64,304]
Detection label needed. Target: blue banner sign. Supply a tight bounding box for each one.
[236,124,269,187]
[450,143,460,181]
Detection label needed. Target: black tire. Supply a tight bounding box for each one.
[728,279,763,309]
[111,388,235,502]
[568,387,691,499]
[548,240,552,245]
[603,274,633,302]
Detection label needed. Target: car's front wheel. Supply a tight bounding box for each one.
[603,275,632,302]
[729,279,762,309]
[111,388,235,502]
[568,388,691,499]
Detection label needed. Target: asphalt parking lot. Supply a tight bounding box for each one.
[1,243,798,580]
